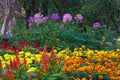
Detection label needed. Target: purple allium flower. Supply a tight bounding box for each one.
[50,13,60,20]
[8,21,14,27]
[62,13,72,24]
[93,22,101,28]
[74,14,83,22]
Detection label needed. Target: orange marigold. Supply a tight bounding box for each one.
[98,75,104,80]
[117,70,120,76]
[81,77,86,80]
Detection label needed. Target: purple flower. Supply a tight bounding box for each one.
[27,17,32,24]
[33,13,43,24]
[50,13,60,20]
[42,16,49,21]
[62,13,72,24]
[74,14,83,22]
[93,22,101,28]
[34,13,43,19]
[8,21,14,27]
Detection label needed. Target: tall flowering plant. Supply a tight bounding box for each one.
[27,13,48,26]
[38,46,65,79]
[62,13,72,24]
[50,13,60,20]
[74,14,83,22]
[93,22,101,28]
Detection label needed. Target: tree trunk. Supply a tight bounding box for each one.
[1,14,9,35]
[0,0,10,36]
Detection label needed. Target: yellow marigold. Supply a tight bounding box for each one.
[3,54,12,60]
[74,48,78,51]
[54,49,57,53]
[0,56,3,60]
[18,51,24,55]
[27,67,37,72]
[19,57,24,63]
[65,56,70,60]
[25,52,32,57]
[57,53,64,58]
[81,45,86,48]
[1,62,6,68]
[35,54,41,61]
[26,58,32,64]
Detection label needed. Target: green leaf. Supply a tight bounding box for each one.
[47,77,57,80]
[51,73,62,77]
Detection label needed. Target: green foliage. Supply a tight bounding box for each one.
[49,0,90,15]
[10,20,120,51]
[81,0,118,27]
[92,72,110,80]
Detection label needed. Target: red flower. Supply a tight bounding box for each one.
[40,64,48,71]
[39,48,44,51]
[10,59,14,67]
[15,53,20,68]
[18,41,24,48]
[23,57,27,66]
[23,57,27,71]
[4,41,10,48]
[35,73,39,79]
[9,46,17,52]
[6,65,14,80]
[40,46,50,71]
[53,35,57,39]
[41,52,49,64]
[45,46,50,51]
[10,53,20,68]
[2,38,9,42]
[50,48,56,60]
[34,43,40,49]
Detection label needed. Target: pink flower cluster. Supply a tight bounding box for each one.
[28,13,48,25]
[62,13,72,24]
[74,14,83,22]
[62,13,84,24]
[93,22,101,28]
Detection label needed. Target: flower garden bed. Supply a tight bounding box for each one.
[0,12,119,80]
[0,40,120,80]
